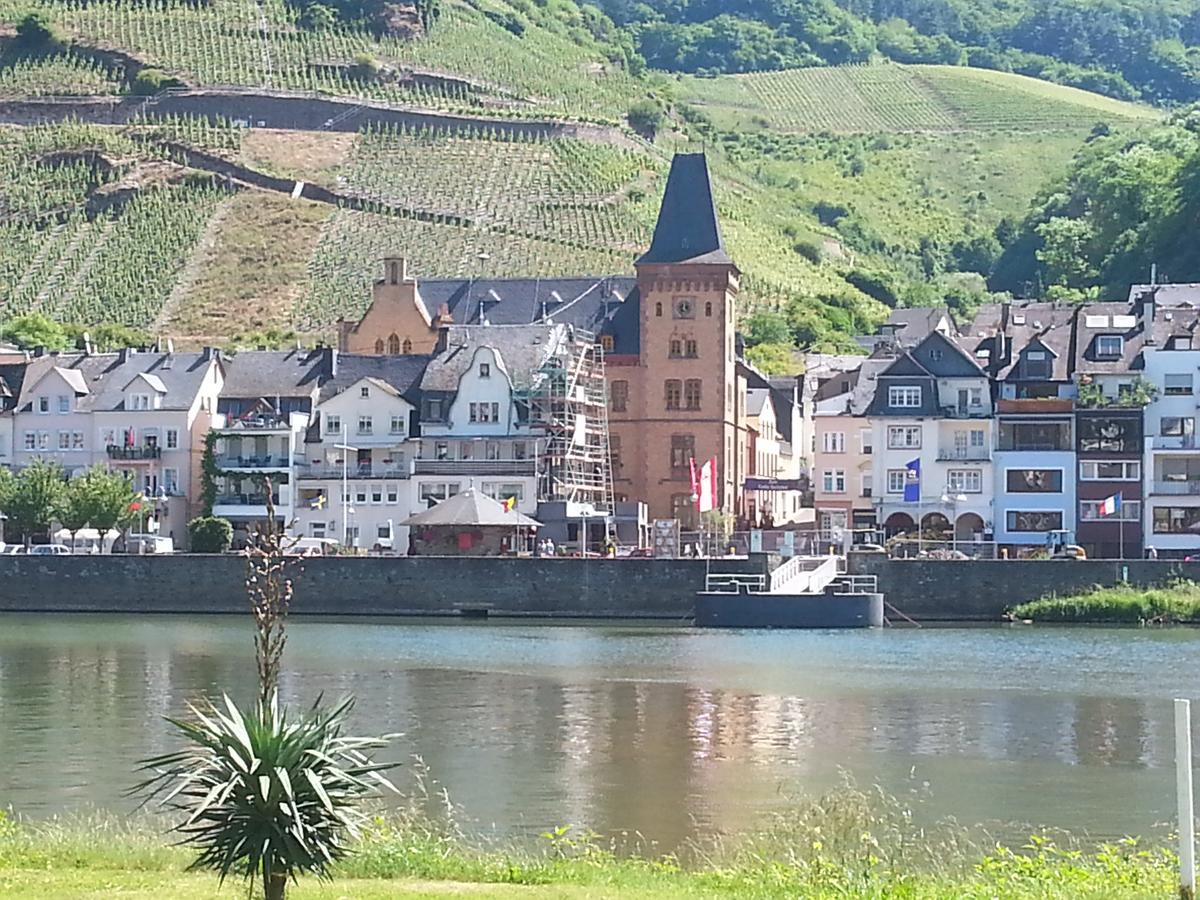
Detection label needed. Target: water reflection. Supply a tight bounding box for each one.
[0,616,1196,848]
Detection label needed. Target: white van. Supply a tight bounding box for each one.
[125,534,175,554]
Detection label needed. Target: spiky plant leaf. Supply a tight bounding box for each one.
[131,693,398,892]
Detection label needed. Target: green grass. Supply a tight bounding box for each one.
[1010,580,1200,623]
[682,62,1158,134]
[0,788,1182,899]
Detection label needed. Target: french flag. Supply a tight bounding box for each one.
[1099,493,1122,516]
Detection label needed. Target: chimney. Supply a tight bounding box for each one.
[200,346,218,362]
[33,345,46,358]
[166,337,174,354]
[435,325,451,354]
[322,346,338,377]
[82,331,94,355]
[118,347,134,364]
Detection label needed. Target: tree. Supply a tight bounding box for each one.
[15,11,67,49]
[1,312,69,351]
[627,99,664,137]
[0,467,13,544]
[59,466,140,548]
[743,309,792,346]
[5,460,67,546]
[189,516,233,553]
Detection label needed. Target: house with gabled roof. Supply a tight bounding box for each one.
[865,331,993,545]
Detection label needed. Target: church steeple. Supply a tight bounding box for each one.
[636,152,735,269]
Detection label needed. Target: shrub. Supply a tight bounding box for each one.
[793,240,822,264]
[627,99,663,138]
[16,11,67,50]
[351,52,382,82]
[298,2,336,30]
[131,68,185,95]
[188,516,232,553]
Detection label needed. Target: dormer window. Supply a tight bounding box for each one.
[888,386,921,408]
[1096,335,1124,357]
[130,393,151,410]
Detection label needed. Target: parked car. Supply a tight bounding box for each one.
[3,545,26,555]
[123,534,175,554]
[29,544,72,556]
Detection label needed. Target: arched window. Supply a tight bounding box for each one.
[705,301,713,317]
[402,338,412,354]
[655,301,663,317]
[374,338,385,354]
[387,334,401,355]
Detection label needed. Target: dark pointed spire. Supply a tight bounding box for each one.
[636,152,734,267]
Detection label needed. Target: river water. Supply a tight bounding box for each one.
[2,614,1198,850]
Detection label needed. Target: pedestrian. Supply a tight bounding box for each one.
[1148,545,1158,559]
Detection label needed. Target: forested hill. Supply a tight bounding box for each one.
[595,0,1200,103]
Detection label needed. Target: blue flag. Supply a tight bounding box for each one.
[903,458,921,503]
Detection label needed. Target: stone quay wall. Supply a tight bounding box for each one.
[846,552,1195,621]
[0,555,769,619]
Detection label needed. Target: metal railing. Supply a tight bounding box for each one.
[1153,480,1200,495]
[218,456,293,469]
[413,458,536,476]
[106,445,161,460]
[298,464,412,480]
[703,573,767,594]
[830,574,878,594]
[1154,436,1200,450]
[936,448,991,461]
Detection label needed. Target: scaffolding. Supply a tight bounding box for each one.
[525,326,615,517]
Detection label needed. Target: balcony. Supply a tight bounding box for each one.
[413,458,537,476]
[217,416,294,432]
[217,455,294,471]
[997,398,1074,414]
[1153,436,1200,451]
[1153,480,1200,495]
[936,447,991,462]
[106,444,161,460]
[299,463,413,480]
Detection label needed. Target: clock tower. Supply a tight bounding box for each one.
[609,153,743,525]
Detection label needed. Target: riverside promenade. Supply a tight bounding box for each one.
[0,552,1196,620]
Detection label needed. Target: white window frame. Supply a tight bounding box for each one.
[888,386,921,408]
[58,430,71,450]
[947,469,982,493]
[24,431,35,449]
[859,429,872,454]
[1096,335,1124,356]
[357,415,373,435]
[165,429,179,450]
[887,425,921,449]
[1079,460,1141,481]
[37,396,49,414]
[821,469,845,493]
[886,469,907,493]
[1165,374,1193,396]
[861,473,873,497]
[390,415,405,434]
[822,431,845,453]
[325,414,341,436]
[57,394,70,413]
[1080,499,1141,522]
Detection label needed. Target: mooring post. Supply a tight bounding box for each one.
[1177,698,1195,900]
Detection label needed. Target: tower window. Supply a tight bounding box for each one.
[669,338,683,358]
[655,302,663,317]
[705,301,713,317]
[685,379,702,410]
[402,338,412,354]
[374,339,385,354]
[387,334,401,355]
[665,379,682,410]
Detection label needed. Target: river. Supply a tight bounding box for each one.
[1,614,1197,850]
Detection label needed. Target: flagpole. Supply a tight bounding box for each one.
[1119,491,1124,560]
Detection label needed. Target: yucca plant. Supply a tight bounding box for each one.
[133,693,397,900]
[132,485,398,899]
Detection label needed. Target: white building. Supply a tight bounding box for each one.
[865,332,994,543]
[6,347,223,544]
[1141,322,1200,555]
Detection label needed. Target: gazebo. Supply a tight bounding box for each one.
[400,487,541,556]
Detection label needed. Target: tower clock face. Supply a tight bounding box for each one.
[673,297,695,319]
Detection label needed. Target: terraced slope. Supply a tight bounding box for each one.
[0,0,641,121]
[683,63,1158,134]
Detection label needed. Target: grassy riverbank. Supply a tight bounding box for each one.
[1010,580,1200,624]
[0,789,1179,899]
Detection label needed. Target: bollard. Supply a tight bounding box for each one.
[1178,698,1196,900]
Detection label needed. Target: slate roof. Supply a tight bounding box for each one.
[420,325,567,393]
[401,486,540,527]
[319,353,432,403]
[966,301,1078,381]
[1127,283,1200,306]
[15,350,216,412]
[219,348,332,399]
[848,357,895,415]
[636,153,734,268]
[1074,301,1151,374]
[878,307,953,344]
[746,388,770,418]
[411,276,640,356]
[0,361,29,412]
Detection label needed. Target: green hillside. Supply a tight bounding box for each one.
[0,1,1174,360]
[681,63,1159,134]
